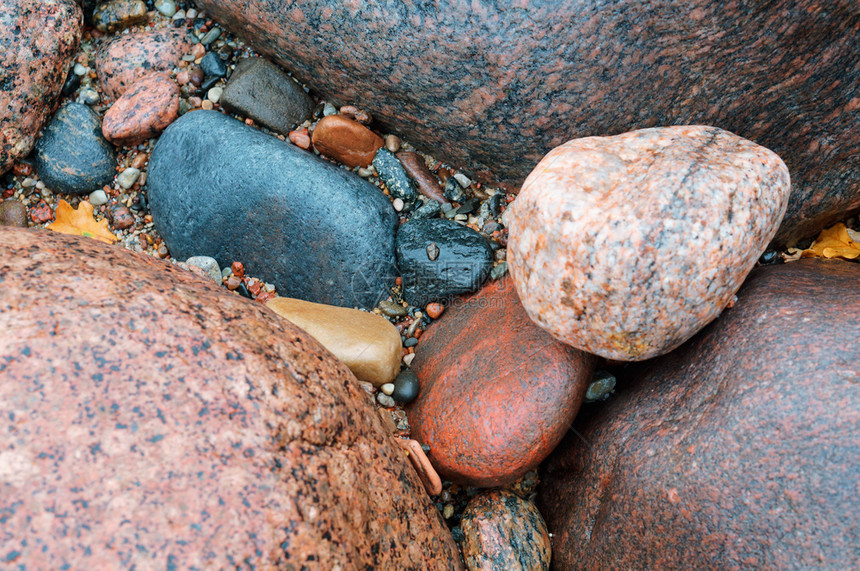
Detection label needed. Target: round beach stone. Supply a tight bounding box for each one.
[311,114,383,168]
[102,73,180,147]
[92,0,148,33]
[0,226,463,569]
[95,28,190,100]
[539,259,860,569]
[0,0,81,175]
[409,278,595,487]
[506,125,790,361]
[33,103,117,195]
[461,489,551,571]
[0,200,28,227]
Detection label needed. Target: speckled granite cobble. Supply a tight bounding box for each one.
[539,259,860,570]
[193,0,857,245]
[0,0,81,174]
[507,126,790,361]
[0,227,462,569]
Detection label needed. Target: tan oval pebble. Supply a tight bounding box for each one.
[266,296,401,386]
[311,114,383,168]
[461,489,551,571]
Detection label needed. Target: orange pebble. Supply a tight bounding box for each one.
[425,302,444,319]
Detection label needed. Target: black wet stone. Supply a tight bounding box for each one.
[147,110,398,309]
[456,197,481,215]
[200,75,221,91]
[61,69,81,96]
[200,51,227,78]
[396,218,493,306]
[220,57,313,135]
[33,103,116,196]
[443,178,465,203]
[412,200,441,220]
[487,192,504,217]
[373,148,419,209]
[392,369,420,404]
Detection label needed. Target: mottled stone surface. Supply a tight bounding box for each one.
[507,126,790,361]
[33,103,117,195]
[410,278,595,487]
[0,200,28,227]
[0,0,81,174]
[95,28,189,100]
[102,73,180,146]
[92,0,147,33]
[373,148,419,209]
[540,259,860,570]
[311,114,383,168]
[193,0,858,245]
[396,218,493,307]
[148,110,398,309]
[0,226,463,569]
[266,296,402,387]
[461,490,551,571]
[220,57,314,135]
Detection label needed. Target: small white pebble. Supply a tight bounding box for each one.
[89,189,108,206]
[35,181,45,190]
[357,167,374,178]
[171,9,185,20]
[323,102,337,116]
[185,8,197,18]
[377,393,395,407]
[117,167,141,189]
[453,173,471,188]
[392,198,404,212]
[264,283,275,293]
[154,0,177,17]
[21,178,35,188]
[402,353,415,366]
[207,86,223,103]
[73,63,88,76]
[381,383,395,396]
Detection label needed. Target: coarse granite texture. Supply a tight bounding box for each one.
[0,0,81,175]
[461,490,551,571]
[539,259,860,570]
[409,277,595,487]
[33,102,117,195]
[148,110,399,310]
[220,57,314,136]
[506,126,790,361]
[95,28,190,101]
[0,226,463,569]
[102,72,179,146]
[193,0,858,245]
[311,114,383,169]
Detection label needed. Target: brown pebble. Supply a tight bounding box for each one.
[231,261,244,278]
[226,274,242,290]
[425,302,444,319]
[11,163,33,177]
[384,134,401,153]
[397,151,448,204]
[311,115,383,168]
[93,0,148,33]
[340,105,372,124]
[131,152,149,170]
[176,70,190,85]
[188,96,202,108]
[396,439,442,496]
[188,67,204,87]
[191,43,206,60]
[288,127,311,149]
[108,203,134,230]
[0,200,28,227]
[201,100,214,110]
[436,167,451,184]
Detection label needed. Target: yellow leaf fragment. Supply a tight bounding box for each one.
[800,223,860,260]
[46,199,118,244]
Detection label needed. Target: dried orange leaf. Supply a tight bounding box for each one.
[801,223,860,260]
[46,199,118,244]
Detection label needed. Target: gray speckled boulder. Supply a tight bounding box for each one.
[194,0,858,246]
[148,110,398,309]
[0,0,81,175]
[540,259,860,570]
[33,103,116,195]
[0,226,463,570]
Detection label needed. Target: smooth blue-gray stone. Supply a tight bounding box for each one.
[148,110,398,309]
[33,103,116,195]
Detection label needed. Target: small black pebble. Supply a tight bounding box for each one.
[456,197,481,215]
[235,283,252,299]
[172,18,186,27]
[488,192,504,217]
[392,369,420,404]
[61,70,81,97]
[200,75,221,91]
[200,51,227,78]
[759,250,779,265]
[443,178,465,203]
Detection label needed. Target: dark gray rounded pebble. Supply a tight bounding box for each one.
[392,369,420,404]
[200,75,221,91]
[61,69,81,96]
[413,200,441,220]
[33,103,116,195]
[396,218,493,307]
[487,192,504,217]
[372,148,419,209]
[403,337,418,348]
[443,178,465,203]
[200,51,227,78]
[148,110,398,309]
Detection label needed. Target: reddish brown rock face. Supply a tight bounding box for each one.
[102,73,180,146]
[95,28,190,101]
[409,277,595,487]
[0,227,462,569]
[194,0,858,246]
[0,0,81,174]
[539,259,860,570]
[311,114,383,168]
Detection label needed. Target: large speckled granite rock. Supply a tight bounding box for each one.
[410,278,595,487]
[0,0,81,175]
[95,28,189,100]
[148,110,398,310]
[506,126,790,361]
[193,0,857,245]
[539,259,860,570]
[0,226,463,570]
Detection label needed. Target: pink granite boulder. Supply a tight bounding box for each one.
[102,73,180,146]
[506,126,790,361]
[95,28,190,101]
[539,259,860,569]
[0,0,81,174]
[0,227,462,569]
